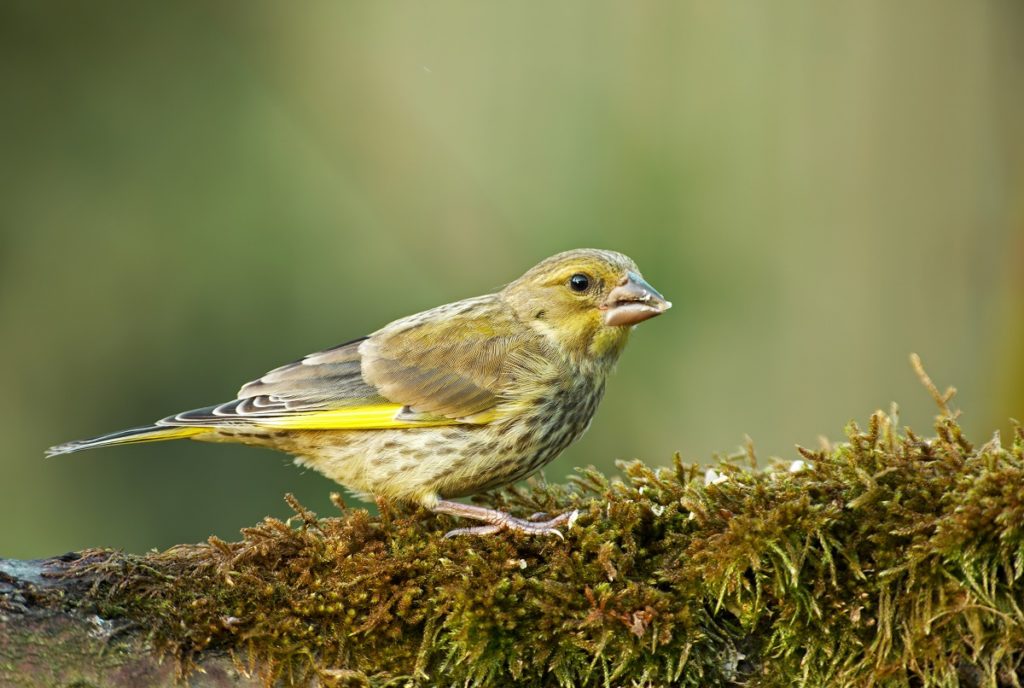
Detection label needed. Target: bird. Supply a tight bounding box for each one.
[47,249,670,537]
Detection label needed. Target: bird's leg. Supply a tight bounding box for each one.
[432,500,578,539]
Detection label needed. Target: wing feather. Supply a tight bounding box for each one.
[159,295,534,431]
[359,296,520,418]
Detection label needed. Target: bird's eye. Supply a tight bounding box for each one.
[569,273,591,292]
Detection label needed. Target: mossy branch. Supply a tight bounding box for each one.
[3,363,1024,687]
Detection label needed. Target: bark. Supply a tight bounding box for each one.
[2,405,1022,687]
[1,556,260,688]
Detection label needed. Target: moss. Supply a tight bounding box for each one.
[61,375,1024,686]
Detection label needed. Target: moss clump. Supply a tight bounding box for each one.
[67,406,1024,686]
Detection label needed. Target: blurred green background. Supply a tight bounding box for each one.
[2,3,1022,558]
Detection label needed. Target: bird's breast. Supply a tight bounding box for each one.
[486,370,608,479]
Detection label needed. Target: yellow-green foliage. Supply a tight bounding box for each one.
[68,408,1024,687]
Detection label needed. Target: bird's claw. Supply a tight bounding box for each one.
[444,509,578,539]
[444,524,503,538]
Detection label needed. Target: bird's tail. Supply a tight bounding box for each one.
[45,425,207,457]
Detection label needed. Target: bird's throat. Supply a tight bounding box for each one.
[588,324,631,365]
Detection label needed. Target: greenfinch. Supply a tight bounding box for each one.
[48,249,670,536]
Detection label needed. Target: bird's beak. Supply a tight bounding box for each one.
[601,272,672,327]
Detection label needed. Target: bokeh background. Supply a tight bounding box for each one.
[2,3,1021,558]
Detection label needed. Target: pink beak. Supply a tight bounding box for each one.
[601,272,671,327]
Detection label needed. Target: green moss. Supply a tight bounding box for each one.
[62,399,1024,686]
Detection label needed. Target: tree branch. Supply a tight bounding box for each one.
[3,408,1023,687]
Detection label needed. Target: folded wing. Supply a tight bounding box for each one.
[159,295,529,431]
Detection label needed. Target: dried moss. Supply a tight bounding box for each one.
[64,401,1024,686]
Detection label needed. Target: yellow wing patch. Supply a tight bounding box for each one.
[248,404,501,431]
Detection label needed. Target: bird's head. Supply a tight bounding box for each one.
[501,249,671,364]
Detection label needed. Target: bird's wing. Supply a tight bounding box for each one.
[160,296,528,431]
[359,296,523,420]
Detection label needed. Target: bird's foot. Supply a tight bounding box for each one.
[432,500,578,539]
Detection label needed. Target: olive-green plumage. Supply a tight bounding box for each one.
[48,249,670,536]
